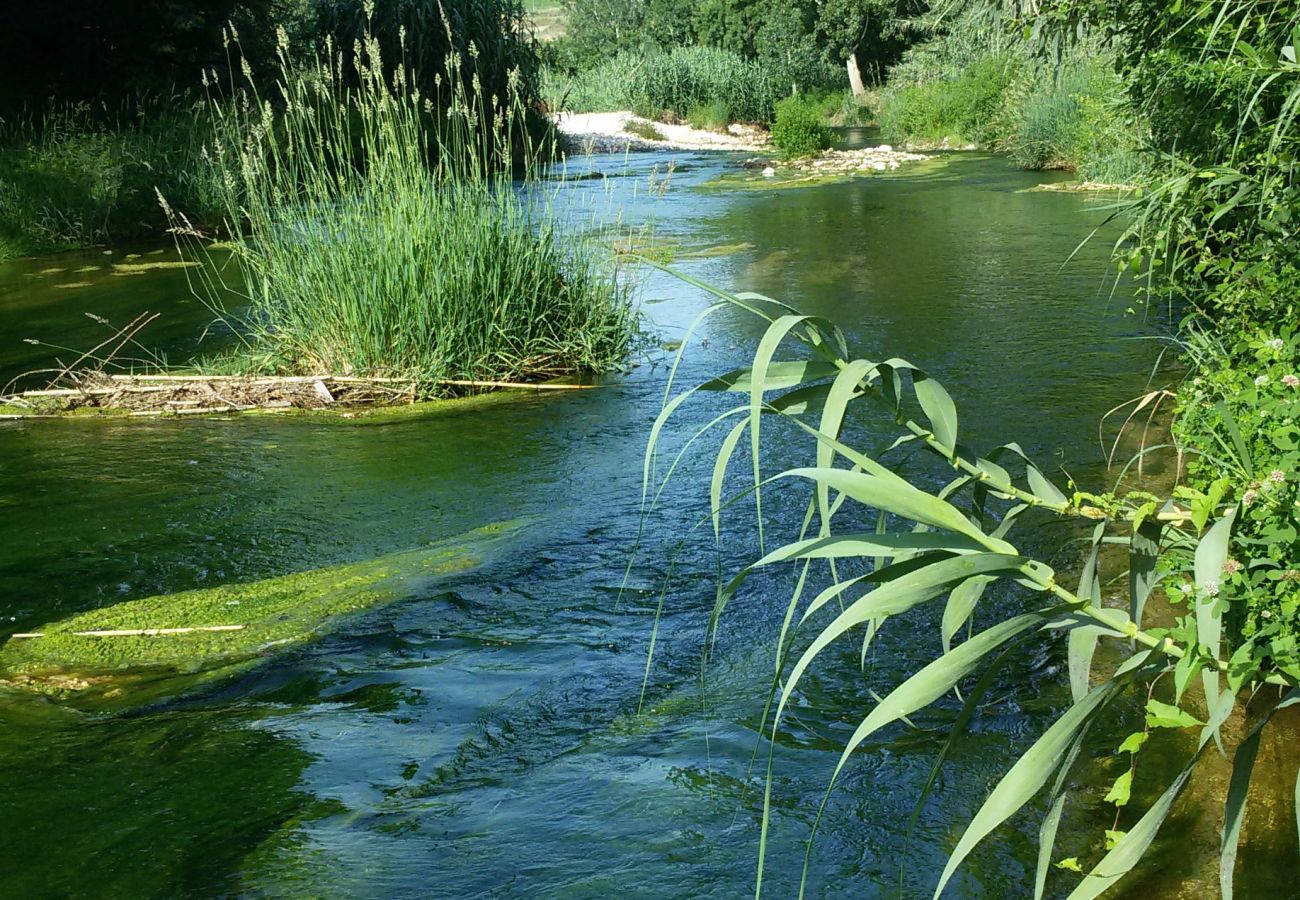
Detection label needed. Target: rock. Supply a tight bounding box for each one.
[877,144,892,152]
[762,166,776,178]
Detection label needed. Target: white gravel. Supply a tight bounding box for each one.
[552,111,769,154]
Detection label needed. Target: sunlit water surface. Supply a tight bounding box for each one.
[0,150,1194,898]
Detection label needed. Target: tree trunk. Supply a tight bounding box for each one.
[847,50,866,97]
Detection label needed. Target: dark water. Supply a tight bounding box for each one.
[0,153,1170,898]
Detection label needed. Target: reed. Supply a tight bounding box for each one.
[178,25,635,391]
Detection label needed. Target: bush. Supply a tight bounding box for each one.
[769,95,833,158]
[687,100,730,131]
[878,53,1021,146]
[1172,326,1300,680]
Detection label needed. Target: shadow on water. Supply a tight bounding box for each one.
[0,153,1261,898]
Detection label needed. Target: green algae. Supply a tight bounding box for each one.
[680,241,755,259]
[0,519,531,702]
[698,172,855,192]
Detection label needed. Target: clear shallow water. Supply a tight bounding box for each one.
[0,153,1171,898]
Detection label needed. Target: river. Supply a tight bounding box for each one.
[0,149,1177,898]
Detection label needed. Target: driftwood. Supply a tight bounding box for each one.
[0,372,598,418]
[11,625,246,639]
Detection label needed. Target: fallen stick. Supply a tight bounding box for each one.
[11,625,246,639]
[439,379,596,391]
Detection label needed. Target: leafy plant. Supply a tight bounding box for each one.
[641,272,1298,897]
[688,100,732,132]
[770,95,834,157]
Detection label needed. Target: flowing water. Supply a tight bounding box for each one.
[0,152,1184,898]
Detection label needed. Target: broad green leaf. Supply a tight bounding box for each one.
[1195,510,1236,707]
[1117,732,1148,754]
[1105,769,1133,807]
[1145,698,1203,729]
[942,575,995,653]
[913,371,958,456]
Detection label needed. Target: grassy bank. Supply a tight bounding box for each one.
[877,37,1147,184]
[0,99,220,259]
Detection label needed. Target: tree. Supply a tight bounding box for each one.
[813,0,928,93]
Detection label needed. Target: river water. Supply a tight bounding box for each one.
[0,150,1173,898]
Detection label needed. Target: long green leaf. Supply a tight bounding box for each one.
[1221,689,1300,899]
[942,575,996,653]
[1034,728,1090,900]
[778,553,1032,725]
[1194,510,1237,708]
[700,361,841,393]
[830,613,1046,782]
[1129,518,1163,631]
[783,467,1009,551]
[913,371,959,456]
[934,676,1126,898]
[755,532,987,566]
[1068,523,1106,703]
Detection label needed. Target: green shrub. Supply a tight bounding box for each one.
[687,100,730,131]
[623,119,667,141]
[1172,326,1300,680]
[769,95,833,158]
[878,52,1020,146]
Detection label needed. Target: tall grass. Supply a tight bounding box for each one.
[546,47,783,123]
[0,98,220,258]
[178,29,635,389]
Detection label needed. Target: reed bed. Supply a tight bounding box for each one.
[174,26,635,394]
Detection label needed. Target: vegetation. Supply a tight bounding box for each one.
[547,46,784,123]
[633,0,1300,893]
[769,95,835,156]
[648,274,1296,897]
[183,29,635,390]
[0,520,527,699]
[0,100,221,258]
[0,0,549,257]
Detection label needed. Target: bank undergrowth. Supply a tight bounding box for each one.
[544,46,785,124]
[0,99,222,259]
[176,29,636,391]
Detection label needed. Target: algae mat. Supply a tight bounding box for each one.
[0,519,530,704]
